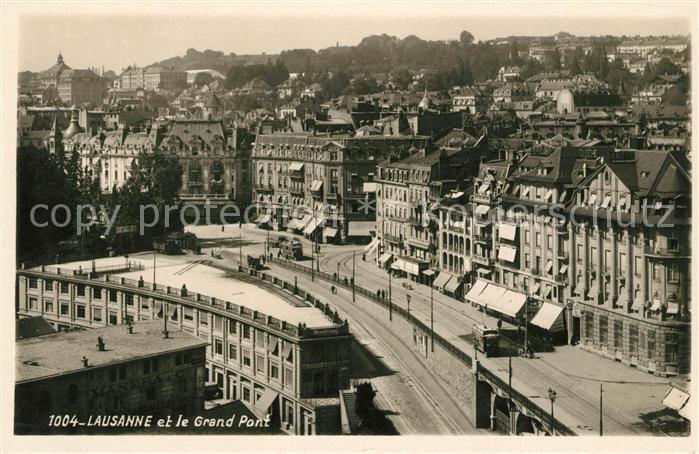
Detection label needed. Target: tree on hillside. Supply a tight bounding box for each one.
[459,30,475,46]
[194,72,214,87]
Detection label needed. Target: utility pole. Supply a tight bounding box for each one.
[406,294,411,317]
[337,262,340,281]
[266,226,270,257]
[599,383,603,436]
[508,339,513,404]
[388,268,392,321]
[524,297,529,354]
[430,281,434,352]
[152,250,156,288]
[239,233,242,268]
[352,250,356,303]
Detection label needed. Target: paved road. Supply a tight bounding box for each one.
[190,224,678,435]
[129,247,476,435]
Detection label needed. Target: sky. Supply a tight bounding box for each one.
[16,2,694,73]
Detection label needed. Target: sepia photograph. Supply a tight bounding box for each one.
[1,1,696,451]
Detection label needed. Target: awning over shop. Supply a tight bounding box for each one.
[466,279,488,301]
[289,162,304,172]
[311,180,323,192]
[363,237,380,254]
[475,204,490,215]
[667,301,680,315]
[466,279,527,318]
[403,260,420,276]
[391,259,406,271]
[432,272,452,290]
[254,387,279,418]
[348,221,375,237]
[363,182,377,193]
[378,252,394,266]
[498,245,517,263]
[499,222,517,241]
[324,227,339,238]
[463,257,472,272]
[257,214,271,225]
[304,217,324,235]
[444,276,462,293]
[530,302,565,331]
[294,215,312,231]
[663,386,690,417]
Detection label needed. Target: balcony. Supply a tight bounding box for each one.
[407,237,430,249]
[644,245,688,258]
[472,193,495,204]
[180,193,229,202]
[473,233,492,244]
[472,254,493,267]
[383,234,402,244]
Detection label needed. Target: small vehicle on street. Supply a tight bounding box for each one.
[269,235,289,249]
[280,239,303,260]
[402,282,413,290]
[247,254,263,270]
[472,324,499,357]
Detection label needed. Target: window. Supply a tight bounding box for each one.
[109,312,117,325]
[584,312,594,340]
[242,348,251,367]
[28,297,38,310]
[270,363,280,380]
[524,230,531,245]
[93,288,102,299]
[242,386,251,403]
[60,282,69,294]
[213,315,223,332]
[92,307,102,322]
[255,330,265,346]
[256,354,265,374]
[629,325,639,354]
[284,367,293,386]
[634,257,642,276]
[647,331,656,359]
[125,294,134,306]
[183,307,193,321]
[576,244,583,261]
[525,253,531,269]
[228,344,238,361]
[76,305,86,318]
[228,320,237,334]
[613,320,623,349]
[45,280,53,291]
[665,333,678,363]
[243,325,251,340]
[109,289,117,302]
[61,303,69,315]
[42,299,53,313]
[669,264,680,283]
[652,262,661,281]
[145,385,156,401]
[547,235,553,250]
[599,316,608,345]
[214,339,223,356]
[29,278,37,289]
[77,284,85,297]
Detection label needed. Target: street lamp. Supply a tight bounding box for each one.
[406,294,411,317]
[548,387,557,436]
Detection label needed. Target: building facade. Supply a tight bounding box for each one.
[144,67,188,91]
[15,320,207,434]
[16,265,354,434]
[252,132,430,243]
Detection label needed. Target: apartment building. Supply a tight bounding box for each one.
[17,264,354,434]
[252,131,430,244]
[457,146,690,375]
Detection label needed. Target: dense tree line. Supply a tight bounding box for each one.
[224,59,289,89]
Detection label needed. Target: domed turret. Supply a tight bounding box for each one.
[63,107,83,140]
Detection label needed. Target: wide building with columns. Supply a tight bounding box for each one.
[16,261,353,435]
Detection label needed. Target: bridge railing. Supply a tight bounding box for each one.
[267,256,580,435]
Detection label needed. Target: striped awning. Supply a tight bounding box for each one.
[530,302,565,331]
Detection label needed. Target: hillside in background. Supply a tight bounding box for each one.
[152,48,279,73]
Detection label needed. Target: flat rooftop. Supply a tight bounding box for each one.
[16,320,207,384]
[51,254,338,330]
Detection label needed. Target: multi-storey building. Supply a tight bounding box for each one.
[16,262,354,434]
[144,66,188,91]
[120,66,145,90]
[56,68,104,106]
[15,320,207,434]
[252,131,430,244]
[460,146,690,375]
[36,53,70,89]
[434,190,473,299]
[451,87,488,114]
[66,119,253,212]
[376,140,488,284]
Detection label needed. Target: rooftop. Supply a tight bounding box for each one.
[16,320,207,383]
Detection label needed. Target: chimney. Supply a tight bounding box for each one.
[96,336,105,351]
[82,356,89,367]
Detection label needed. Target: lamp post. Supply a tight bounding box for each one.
[337,262,340,282]
[599,383,603,436]
[548,387,557,436]
[239,233,242,269]
[388,267,392,322]
[422,269,435,352]
[352,250,356,303]
[406,294,411,317]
